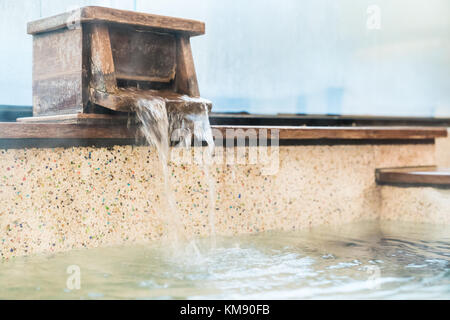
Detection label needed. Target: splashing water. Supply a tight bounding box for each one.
[134,97,182,249]
[172,96,216,248]
[132,95,216,252]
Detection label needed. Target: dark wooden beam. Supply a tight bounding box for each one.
[28,6,205,36]
[174,35,200,97]
[4,106,450,127]
[376,166,450,186]
[89,23,117,93]
[0,123,446,140]
[0,122,136,139]
[212,126,447,140]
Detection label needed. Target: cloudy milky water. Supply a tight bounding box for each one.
[0,220,449,299]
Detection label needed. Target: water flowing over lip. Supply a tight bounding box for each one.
[132,94,217,251]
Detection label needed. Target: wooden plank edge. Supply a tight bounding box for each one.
[375,166,450,186]
[0,123,447,140]
[27,6,205,36]
[0,123,136,139]
[212,126,448,140]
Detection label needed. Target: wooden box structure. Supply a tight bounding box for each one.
[21,6,210,124]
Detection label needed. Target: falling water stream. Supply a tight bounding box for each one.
[133,95,216,253]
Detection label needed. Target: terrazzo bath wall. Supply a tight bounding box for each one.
[436,128,450,167]
[0,142,437,259]
[380,186,450,225]
[379,127,450,224]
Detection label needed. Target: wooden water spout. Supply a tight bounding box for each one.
[20,6,211,124]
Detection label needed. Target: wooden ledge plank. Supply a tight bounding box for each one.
[0,123,447,140]
[376,166,450,186]
[212,126,447,140]
[0,123,136,139]
[27,6,205,36]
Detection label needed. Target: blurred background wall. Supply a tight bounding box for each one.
[0,0,449,116]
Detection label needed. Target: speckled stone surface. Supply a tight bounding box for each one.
[436,128,450,167]
[379,129,449,224]
[0,143,436,259]
[380,186,450,224]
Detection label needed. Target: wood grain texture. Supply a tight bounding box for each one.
[29,7,206,118]
[212,126,448,140]
[0,124,446,140]
[17,113,129,125]
[174,35,200,97]
[28,6,205,36]
[89,23,117,93]
[32,28,84,116]
[90,88,212,113]
[0,123,136,139]
[376,166,450,186]
[110,25,176,84]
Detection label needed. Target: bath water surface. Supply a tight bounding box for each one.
[0,220,449,299]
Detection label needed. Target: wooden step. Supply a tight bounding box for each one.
[376,166,450,186]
